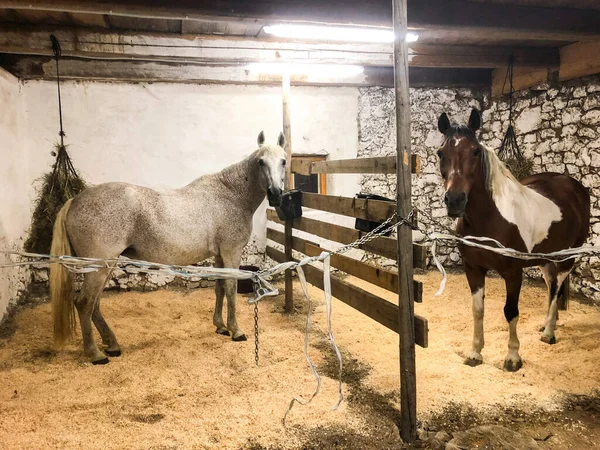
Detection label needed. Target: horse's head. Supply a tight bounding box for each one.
[436,108,484,218]
[256,131,287,207]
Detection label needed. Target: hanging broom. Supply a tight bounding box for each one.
[23,35,86,255]
[498,56,533,180]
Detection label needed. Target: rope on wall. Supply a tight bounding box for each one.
[498,55,533,179]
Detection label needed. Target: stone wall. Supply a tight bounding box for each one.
[357,86,485,265]
[357,75,600,304]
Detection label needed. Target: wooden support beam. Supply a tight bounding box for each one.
[559,41,600,82]
[0,24,394,66]
[282,71,294,315]
[408,44,559,68]
[0,25,560,68]
[0,55,492,88]
[267,209,427,269]
[394,0,417,442]
[407,1,600,42]
[491,65,551,97]
[305,155,420,175]
[267,245,428,348]
[301,192,395,223]
[267,227,423,302]
[2,1,599,41]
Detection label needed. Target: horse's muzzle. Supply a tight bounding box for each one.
[445,191,467,217]
[267,187,282,207]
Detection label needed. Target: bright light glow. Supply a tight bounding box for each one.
[263,24,419,43]
[264,24,392,42]
[245,63,364,77]
[406,32,419,42]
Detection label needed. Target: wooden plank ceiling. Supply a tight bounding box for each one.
[0,0,598,91]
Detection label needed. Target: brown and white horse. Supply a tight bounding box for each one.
[436,109,590,371]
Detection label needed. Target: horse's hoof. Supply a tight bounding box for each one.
[216,329,230,336]
[92,357,109,365]
[541,335,556,345]
[232,334,247,342]
[503,359,523,372]
[464,357,483,367]
[106,349,122,357]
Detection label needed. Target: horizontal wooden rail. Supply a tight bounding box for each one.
[291,155,421,176]
[268,227,422,303]
[266,227,320,255]
[267,245,428,348]
[302,192,395,223]
[304,243,423,303]
[267,209,427,269]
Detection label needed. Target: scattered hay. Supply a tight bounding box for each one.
[23,144,86,254]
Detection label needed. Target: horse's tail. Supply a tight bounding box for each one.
[50,198,76,348]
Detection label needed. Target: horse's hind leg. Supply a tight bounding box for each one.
[213,256,230,336]
[76,270,111,364]
[220,249,246,342]
[92,300,121,356]
[464,263,487,367]
[541,261,574,345]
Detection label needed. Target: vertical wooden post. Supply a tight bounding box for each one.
[282,71,294,314]
[392,0,417,443]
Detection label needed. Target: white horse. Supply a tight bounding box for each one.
[50,131,287,364]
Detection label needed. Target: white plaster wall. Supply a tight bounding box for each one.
[0,68,30,316]
[20,81,361,268]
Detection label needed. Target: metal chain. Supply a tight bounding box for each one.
[333,210,416,256]
[254,302,259,366]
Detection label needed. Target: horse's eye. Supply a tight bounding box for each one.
[259,159,265,166]
[473,148,481,157]
[437,150,443,159]
[282,160,286,167]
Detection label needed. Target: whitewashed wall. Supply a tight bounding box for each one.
[0,69,30,317]
[1,80,362,311]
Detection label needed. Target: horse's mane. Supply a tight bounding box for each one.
[481,145,522,196]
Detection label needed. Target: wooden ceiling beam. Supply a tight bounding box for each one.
[1,0,598,40]
[491,66,551,97]
[559,41,600,82]
[0,55,492,88]
[0,25,559,69]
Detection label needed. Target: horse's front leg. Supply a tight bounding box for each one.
[503,270,523,372]
[464,263,488,367]
[220,250,246,341]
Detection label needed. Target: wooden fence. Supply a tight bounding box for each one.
[265,154,428,348]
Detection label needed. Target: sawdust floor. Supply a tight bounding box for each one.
[0,271,599,450]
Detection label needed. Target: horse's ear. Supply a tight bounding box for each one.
[257,131,265,147]
[468,109,481,132]
[437,113,450,134]
[277,132,286,148]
